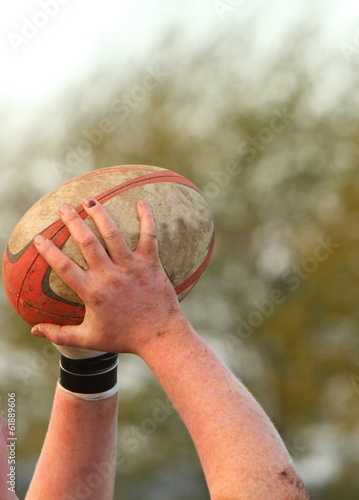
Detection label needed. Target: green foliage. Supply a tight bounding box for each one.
[1,5,359,498]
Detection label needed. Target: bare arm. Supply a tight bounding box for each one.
[140,322,307,499]
[31,198,308,499]
[25,384,118,500]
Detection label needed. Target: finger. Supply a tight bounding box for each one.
[135,200,159,260]
[59,204,109,268]
[34,235,87,295]
[31,323,87,350]
[83,198,132,263]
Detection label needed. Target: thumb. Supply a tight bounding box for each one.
[31,323,77,347]
[31,323,105,359]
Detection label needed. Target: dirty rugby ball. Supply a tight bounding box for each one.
[2,165,215,326]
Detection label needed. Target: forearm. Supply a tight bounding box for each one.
[25,384,118,500]
[140,317,307,500]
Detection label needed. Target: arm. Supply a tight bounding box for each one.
[25,385,118,500]
[140,323,307,499]
[31,198,308,499]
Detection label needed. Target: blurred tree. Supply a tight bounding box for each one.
[1,4,359,498]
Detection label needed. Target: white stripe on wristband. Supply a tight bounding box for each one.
[58,380,119,402]
[59,353,119,400]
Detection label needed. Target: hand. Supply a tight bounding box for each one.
[31,199,185,356]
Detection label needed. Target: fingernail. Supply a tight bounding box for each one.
[34,235,46,246]
[31,326,45,337]
[139,200,149,208]
[60,204,74,215]
[83,198,97,208]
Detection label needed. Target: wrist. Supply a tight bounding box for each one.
[136,313,196,361]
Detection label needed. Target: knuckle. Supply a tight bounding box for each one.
[104,227,120,240]
[86,288,108,307]
[147,230,157,241]
[77,234,96,248]
[102,270,124,289]
[86,272,124,305]
[51,332,63,346]
[57,258,73,275]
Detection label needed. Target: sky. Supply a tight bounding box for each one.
[1,1,359,491]
[0,0,217,106]
[1,0,358,110]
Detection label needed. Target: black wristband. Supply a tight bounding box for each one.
[59,353,118,395]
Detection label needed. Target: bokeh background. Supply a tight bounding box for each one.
[1,0,359,498]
